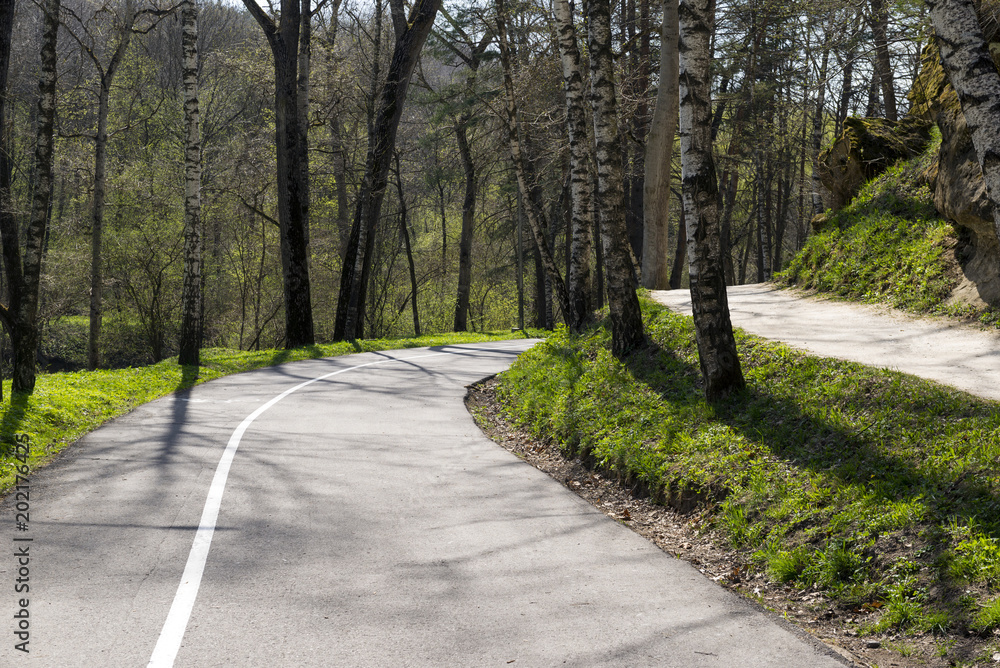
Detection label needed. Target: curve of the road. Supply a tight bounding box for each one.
[652,284,1000,402]
[2,341,846,667]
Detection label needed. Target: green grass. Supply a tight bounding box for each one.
[496,296,1000,637]
[0,328,541,494]
[779,127,959,314]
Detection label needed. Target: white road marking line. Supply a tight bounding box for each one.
[147,350,457,668]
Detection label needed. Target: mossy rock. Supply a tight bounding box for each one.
[903,13,1000,306]
[810,212,833,233]
[818,117,932,210]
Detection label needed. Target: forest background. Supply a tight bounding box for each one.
[0,0,927,376]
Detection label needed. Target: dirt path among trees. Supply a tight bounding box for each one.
[650,284,1000,402]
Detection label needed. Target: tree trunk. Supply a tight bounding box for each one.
[394,152,420,336]
[0,0,12,398]
[298,0,311,252]
[179,0,203,366]
[88,83,110,370]
[495,0,572,324]
[835,11,860,136]
[869,0,897,121]
[242,0,315,348]
[321,5,350,257]
[533,246,547,328]
[2,0,59,392]
[719,169,737,284]
[453,116,476,331]
[587,0,645,356]
[553,0,593,330]
[330,118,351,256]
[668,200,686,289]
[334,0,442,340]
[641,0,679,290]
[679,0,744,399]
[927,0,1000,241]
[810,42,830,216]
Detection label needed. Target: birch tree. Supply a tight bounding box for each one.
[0,0,60,392]
[553,0,593,330]
[678,0,744,398]
[178,0,202,366]
[587,0,645,355]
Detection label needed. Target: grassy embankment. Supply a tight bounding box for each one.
[779,127,968,317]
[496,137,1000,657]
[497,298,1000,650]
[0,329,539,494]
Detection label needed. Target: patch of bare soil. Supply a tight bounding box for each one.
[466,377,994,668]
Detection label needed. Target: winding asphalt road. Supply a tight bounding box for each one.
[1,341,847,667]
[652,284,1000,402]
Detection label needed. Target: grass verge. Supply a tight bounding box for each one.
[0,329,541,494]
[497,296,1000,655]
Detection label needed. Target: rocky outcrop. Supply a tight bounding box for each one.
[909,38,1000,306]
[817,117,932,211]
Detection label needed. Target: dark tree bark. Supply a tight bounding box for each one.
[0,0,15,397]
[453,116,476,331]
[242,0,315,347]
[587,0,645,356]
[334,0,442,340]
[179,0,203,366]
[444,25,492,332]
[70,0,136,369]
[393,152,420,336]
[810,38,830,217]
[668,199,687,289]
[0,0,59,392]
[869,0,897,121]
[835,10,860,136]
[678,0,745,399]
[319,3,350,256]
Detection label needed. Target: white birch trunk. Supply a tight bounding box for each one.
[553,0,593,330]
[587,0,645,356]
[179,0,203,366]
[678,0,744,399]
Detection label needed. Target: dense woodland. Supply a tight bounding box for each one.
[0,0,982,389]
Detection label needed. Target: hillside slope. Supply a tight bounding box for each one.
[779,130,976,318]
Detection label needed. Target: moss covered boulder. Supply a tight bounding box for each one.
[908,37,1000,305]
[817,116,932,211]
